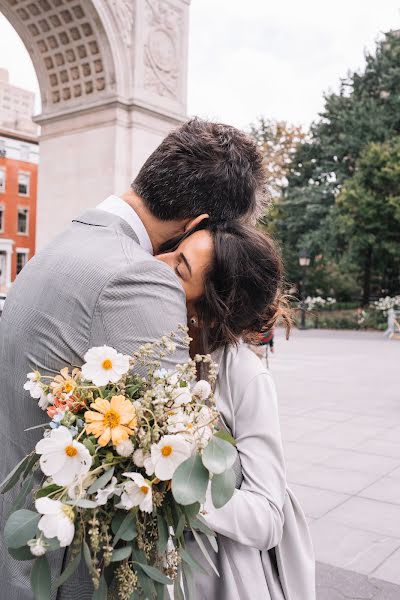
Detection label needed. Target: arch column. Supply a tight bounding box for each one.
[0,0,190,249]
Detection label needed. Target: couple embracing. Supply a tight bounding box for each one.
[0,119,315,599]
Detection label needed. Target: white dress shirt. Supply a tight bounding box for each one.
[96,194,153,255]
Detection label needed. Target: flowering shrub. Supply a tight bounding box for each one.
[303,296,337,311]
[1,328,237,599]
[372,295,400,315]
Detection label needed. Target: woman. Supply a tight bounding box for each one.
[157,222,315,600]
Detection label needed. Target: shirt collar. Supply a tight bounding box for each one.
[96,195,153,255]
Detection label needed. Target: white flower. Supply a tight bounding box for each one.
[24,371,44,399]
[27,537,47,556]
[96,477,121,506]
[192,380,212,401]
[38,392,54,411]
[116,439,134,457]
[150,434,191,481]
[133,449,154,476]
[35,497,75,547]
[166,409,190,434]
[118,473,152,513]
[35,426,92,486]
[172,387,192,407]
[81,346,130,387]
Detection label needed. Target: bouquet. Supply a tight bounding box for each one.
[1,327,237,599]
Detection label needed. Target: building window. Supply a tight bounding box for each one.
[16,250,29,275]
[17,208,29,235]
[18,172,30,196]
[0,140,5,158]
[0,205,3,232]
[0,167,5,192]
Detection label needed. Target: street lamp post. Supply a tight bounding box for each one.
[298,249,311,330]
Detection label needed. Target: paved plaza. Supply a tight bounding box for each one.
[270,328,400,599]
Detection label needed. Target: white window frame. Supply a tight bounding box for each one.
[15,248,29,275]
[18,171,30,197]
[0,166,5,193]
[17,207,29,236]
[0,204,4,233]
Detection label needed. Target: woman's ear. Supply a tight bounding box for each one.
[188,313,199,328]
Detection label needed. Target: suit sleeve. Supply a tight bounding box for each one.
[90,259,190,370]
[204,372,286,551]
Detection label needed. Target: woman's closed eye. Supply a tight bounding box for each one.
[175,253,192,280]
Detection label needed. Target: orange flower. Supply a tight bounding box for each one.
[84,395,137,447]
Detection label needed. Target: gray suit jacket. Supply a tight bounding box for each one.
[0,209,188,600]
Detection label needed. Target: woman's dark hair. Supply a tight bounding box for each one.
[132,118,268,223]
[160,221,292,353]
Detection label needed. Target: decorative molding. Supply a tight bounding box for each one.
[143,0,183,100]
[109,0,135,47]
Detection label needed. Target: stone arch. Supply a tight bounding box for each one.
[0,0,190,248]
[0,0,116,114]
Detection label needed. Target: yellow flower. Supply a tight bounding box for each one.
[51,367,79,398]
[84,395,137,447]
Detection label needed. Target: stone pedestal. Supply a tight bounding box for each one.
[0,0,190,249]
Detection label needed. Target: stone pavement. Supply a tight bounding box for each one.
[268,329,400,599]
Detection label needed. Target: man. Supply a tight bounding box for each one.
[0,118,266,599]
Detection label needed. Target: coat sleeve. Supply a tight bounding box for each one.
[204,371,286,551]
[89,259,190,371]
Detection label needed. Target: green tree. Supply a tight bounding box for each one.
[333,138,400,304]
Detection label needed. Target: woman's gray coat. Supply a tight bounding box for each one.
[184,343,316,600]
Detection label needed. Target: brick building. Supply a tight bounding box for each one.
[0,68,38,292]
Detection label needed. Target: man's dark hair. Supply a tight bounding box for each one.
[132,118,268,222]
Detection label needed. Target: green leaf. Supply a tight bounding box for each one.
[31,555,51,600]
[214,429,236,446]
[43,536,60,552]
[83,540,93,573]
[87,466,115,494]
[174,513,186,540]
[54,551,82,588]
[4,509,41,549]
[157,514,169,554]
[173,572,185,600]
[23,454,40,479]
[92,575,108,600]
[83,438,96,455]
[172,454,209,505]
[65,499,98,509]
[183,502,200,521]
[211,467,236,509]
[8,545,35,561]
[9,473,34,515]
[202,436,237,475]
[179,547,209,576]
[136,568,156,599]
[111,545,132,562]
[36,484,62,499]
[0,454,33,494]
[133,562,172,585]
[189,516,215,538]
[182,562,195,600]
[190,528,219,577]
[112,511,137,545]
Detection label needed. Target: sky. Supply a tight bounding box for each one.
[1,0,400,130]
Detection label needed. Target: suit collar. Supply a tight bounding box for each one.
[73,209,140,246]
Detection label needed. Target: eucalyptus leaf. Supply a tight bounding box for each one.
[36,484,62,499]
[201,436,237,475]
[87,466,115,494]
[23,454,40,478]
[133,562,172,585]
[112,511,137,545]
[92,575,108,600]
[83,438,96,455]
[183,502,200,520]
[83,541,93,573]
[206,534,218,554]
[111,545,132,562]
[8,545,35,561]
[173,571,185,600]
[136,568,156,599]
[0,454,32,494]
[9,473,34,515]
[174,513,186,540]
[179,547,209,576]
[214,429,236,446]
[172,455,209,506]
[31,555,51,600]
[54,551,82,589]
[189,516,215,538]
[211,467,236,509]
[190,528,219,577]
[4,509,41,549]
[65,499,98,509]
[157,514,169,555]
[182,562,195,600]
